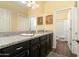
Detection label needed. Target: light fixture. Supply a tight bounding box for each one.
[21,1,26,4]
[21,1,39,9]
[36,4,39,7]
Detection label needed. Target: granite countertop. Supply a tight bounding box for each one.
[0,32,53,49]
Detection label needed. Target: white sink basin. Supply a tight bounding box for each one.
[20,33,42,37]
[20,33,34,37]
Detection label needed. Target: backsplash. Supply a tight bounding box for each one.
[0,31,28,37]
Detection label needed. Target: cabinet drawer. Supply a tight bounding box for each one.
[1,41,29,55]
[15,50,29,57]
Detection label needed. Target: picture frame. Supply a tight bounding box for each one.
[37,17,43,25]
[46,15,53,24]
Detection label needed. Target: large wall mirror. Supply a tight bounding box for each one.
[0,8,31,32]
[0,8,11,32]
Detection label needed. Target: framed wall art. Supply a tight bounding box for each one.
[37,17,43,25]
[46,15,53,24]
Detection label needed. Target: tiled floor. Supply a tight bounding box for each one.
[47,40,70,57]
[47,51,66,57]
[47,39,77,57]
[56,40,71,56]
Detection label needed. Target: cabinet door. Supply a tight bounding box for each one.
[29,45,39,57]
[49,33,53,49]
[40,41,47,57]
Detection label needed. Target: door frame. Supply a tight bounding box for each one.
[53,7,73,50]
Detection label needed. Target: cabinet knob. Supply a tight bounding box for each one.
[16,47,23,50]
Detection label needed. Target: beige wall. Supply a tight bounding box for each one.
[28,1,75,31]
[0,1,75,32]
[43,1,75,13]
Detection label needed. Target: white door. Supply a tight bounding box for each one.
[71,7,78,55]
[77,2,79,56]
[55,20,66,39]
[53,8,72,49]
[66,8,77,55]
[66,9,72,51]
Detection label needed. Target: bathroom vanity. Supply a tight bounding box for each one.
[0,32,53,57]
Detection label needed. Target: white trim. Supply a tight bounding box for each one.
[53,7,74,13]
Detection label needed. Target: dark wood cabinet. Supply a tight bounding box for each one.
[39,35,48,57]
[40,41,47,57]
[0,33,53,57]
[49,33,53,50]
[0,41,29,57]
[29,38,40,57]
